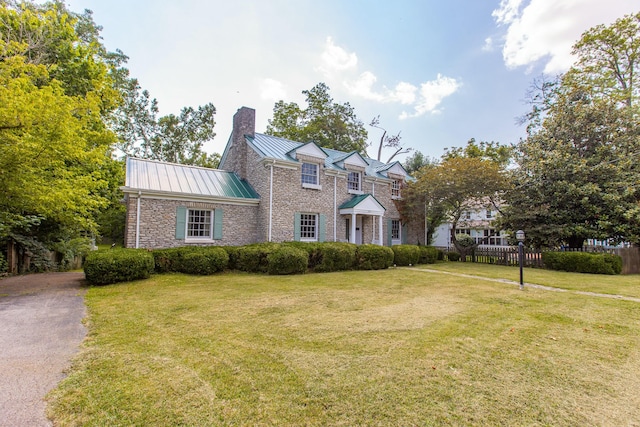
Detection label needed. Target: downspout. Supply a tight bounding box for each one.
[333,175,337,241]
[135,191,141,249]
[269,160,274,242]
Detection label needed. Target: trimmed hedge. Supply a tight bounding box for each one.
[84,249,154,285]
[267,246,308,275]
[152,248,184,273]
[418,246,440,264]
[179,247,229,275]
[542,251,622,275]
[446,251,461,261]
[356,244,394,270]
[314,242,357,272]
[235,243,280,273]
[392,245,421,266]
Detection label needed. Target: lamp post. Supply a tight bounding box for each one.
[516,230,525,290]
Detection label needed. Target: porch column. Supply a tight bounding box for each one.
[378,215,383,246]
[351,213,357,244]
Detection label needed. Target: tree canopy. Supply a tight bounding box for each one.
[266,83,368,153]
[500,12,640,248]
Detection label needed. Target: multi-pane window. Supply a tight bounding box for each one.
[347,171,361,192]
[391,219,400,240]
[486,209,493,219]
[464,211,472,220]
[301,163,319,186]
[300,213,318,241]
[391,179,402,198]
[187,209,212,238]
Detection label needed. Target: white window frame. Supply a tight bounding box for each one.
[486,209,493,219]
[347,171,362,194]
[391,219,401,244]
[391,179,402,199]
[301,163,321,189]
[299,213,318,241]
[186,209,213,240]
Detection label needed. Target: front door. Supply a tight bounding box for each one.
[355,216,362,244]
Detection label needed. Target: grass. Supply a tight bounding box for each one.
[423,262,640,298]
[48,268,640,426]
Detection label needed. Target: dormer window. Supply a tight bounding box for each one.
[391,179,402,198]
[347,171,361,193]
[301,163,321,189]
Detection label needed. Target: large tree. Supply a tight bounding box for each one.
[500,12,640,248]
[0,1,118,243]
[266,83,368,153]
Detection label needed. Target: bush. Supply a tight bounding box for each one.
[542,251,622,274]
[418,246,439,264]
[222,246,241,270]
[281,242,322,269]
[446,251,461,262]
[235,243,280,273]
[179,247,229,275]
[84,248,154,285]
[267,246,308,275]
[392,245,421,266]
[0,251,7,274]
[436,249,445,261]
[314,242,357,272]
[356,245,394,270]
[152,248,185,273]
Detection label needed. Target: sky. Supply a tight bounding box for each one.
[65,0,638,162]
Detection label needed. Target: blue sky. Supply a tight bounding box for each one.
[66,0,638,162]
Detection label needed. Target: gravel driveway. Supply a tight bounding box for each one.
[0,272,87,427]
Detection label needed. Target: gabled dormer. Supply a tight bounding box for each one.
[288,142,328,190]
[333,152,369,194]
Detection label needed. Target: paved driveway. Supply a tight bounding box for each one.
[0,272,87,427]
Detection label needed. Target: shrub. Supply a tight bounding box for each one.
[179,247,229,275]
[281,242,322,269]
[235,243,280,273]
[152,248,185,273]
[356,245,394,270]
[418,246,439,264]
[0,251,7,274]
[84,248,154,285]
[222,246,241,270]
[446,251,461,261]
[392,245,421,266]
[314,242,357,272]
[542,251,622,275]
[436,249,445,261]
[267,246,308,275]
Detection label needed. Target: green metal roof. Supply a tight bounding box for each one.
[339,193,386,210]
[124,157,259,200]
[248,133,409,180]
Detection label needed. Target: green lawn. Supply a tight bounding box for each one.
[48,268,640,426]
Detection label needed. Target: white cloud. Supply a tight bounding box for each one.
[400,74,461,119]
[260,78,288,101]
[321,38,459,119]
[482,36,495,52]
[492,0,639,73]
[320,36,358,73]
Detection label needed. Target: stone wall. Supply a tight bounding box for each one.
[124,197,259,249]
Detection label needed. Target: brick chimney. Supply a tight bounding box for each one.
[231,107,255,180]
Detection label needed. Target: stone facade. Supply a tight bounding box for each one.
[124,106,423,249]
[124,196,259,248]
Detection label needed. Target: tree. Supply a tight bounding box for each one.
[399,155,508,250]
[500,13,640,248]
[402,150,438,175]
[1,1,118,243]
[443,138,513,169]
[368,115,410,163]
[112,75,219,166]
[266,83,368,153]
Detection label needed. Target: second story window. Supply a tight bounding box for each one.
[301,163,320,188]
[391,179,402,198]
[347,171,361,192]
[486,209,493,219]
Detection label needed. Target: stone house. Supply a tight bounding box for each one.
[122,106,419,249]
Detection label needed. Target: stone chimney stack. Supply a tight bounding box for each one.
[231,107,255,180]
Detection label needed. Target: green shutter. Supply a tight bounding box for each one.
[176,207,187,239]
[318,214,326,242]
[294,212,301,241]
[386,219,392,247]
[402,223,408,244]
[213,208,223,240]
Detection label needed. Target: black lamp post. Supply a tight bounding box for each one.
[516,230,525,290]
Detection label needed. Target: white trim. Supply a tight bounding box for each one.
[268,162,274,242]
[259,157,299,170]
[302,183,322,190]
[185,208,214,241]
[121,188,260,206]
